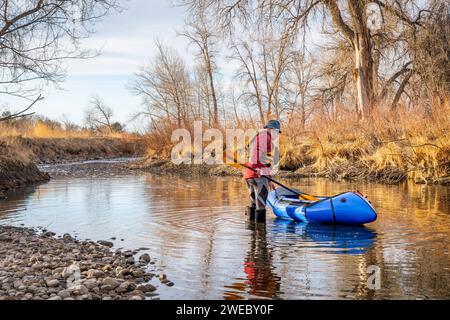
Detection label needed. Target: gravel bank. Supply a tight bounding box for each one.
[0,225,173,300]
[129,158,311,179]
[39,158,144,178]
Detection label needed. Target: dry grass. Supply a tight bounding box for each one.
[0,119,148,165]
[0,119,128,139]
[140,101,449,185]
[283,101,450,184]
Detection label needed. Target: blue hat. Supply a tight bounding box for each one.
[264,120,282,132]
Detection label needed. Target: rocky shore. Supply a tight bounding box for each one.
[0,226,172,300]
[130,158,312,179]
[39,158,144,178]
[130,157,450,185]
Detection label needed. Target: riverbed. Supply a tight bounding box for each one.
[0,160,449,299]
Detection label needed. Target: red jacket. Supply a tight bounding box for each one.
[243,129,272,180]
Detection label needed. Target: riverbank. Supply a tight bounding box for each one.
[0,136,147,197]
[132,156,450,185]
[0,225,172,300]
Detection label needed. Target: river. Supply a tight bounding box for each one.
[0,161,449,300]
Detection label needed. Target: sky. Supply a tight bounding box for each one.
[1,0,328,131]
[2,0,191,130]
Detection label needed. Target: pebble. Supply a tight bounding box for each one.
[46,279,60,288]
[136,284,156,293]
[83,279,98,290]
[0,225,170,301]
[102,277,121,289]
[139,254,151,264]
[98,240,114,248]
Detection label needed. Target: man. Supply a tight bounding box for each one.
[244,120,281,223]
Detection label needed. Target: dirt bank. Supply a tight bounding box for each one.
[0,136,148,197]
[1,136,147,164]
[132,156,449,185]
[0,157,50,199]
[0,225,172,300]
[130,158,311,180]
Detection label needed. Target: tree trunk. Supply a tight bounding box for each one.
[353,33,375,117]
[325,0,376,118]
[349,0,375,118]
[205,54,219,127]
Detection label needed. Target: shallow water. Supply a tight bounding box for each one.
[1,168,449,300]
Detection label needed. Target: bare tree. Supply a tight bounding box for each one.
[84,96,114,133]
[285,50,320,129]
[182,0,436,118]
[231,40,265,123]
[131,41,194,128]
[0,94,43,122]
[181,7,220,126]
[0,0,120,99]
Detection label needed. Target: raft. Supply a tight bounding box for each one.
[267,188,377,225]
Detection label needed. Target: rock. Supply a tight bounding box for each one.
[87,269,105,278]
[102,277,121,289]
[43,232,56,237]
[46,279,60,288]
[71,285,89,296]
[144,292,159,298]
[63,233,73,240]
[139,254,151,264]
[100,285,114,291]
[136,284,156,293]
[58,290,71,299]
[98,240,114,248]
[102,265,112,273]
[83,279,98,290]
[114,266,124,275]
[116,268,130,277]
[159,273,167,281]
[116,281,136,293]
[0,226,167,301]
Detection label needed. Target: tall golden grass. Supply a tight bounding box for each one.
[282,101,450,184]
[0,119,147,164]
[0,119,128,139]
[143,100,449,184]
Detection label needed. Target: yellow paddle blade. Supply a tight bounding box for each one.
[298,194,320,202]
[227,162,243,169]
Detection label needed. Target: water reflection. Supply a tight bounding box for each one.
[225,223,281,300]
[0,174,449,299]
[224,220,377,300]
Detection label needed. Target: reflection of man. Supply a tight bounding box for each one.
[223,223,281,300]
[243,224,280,299]
[244,120,281,223]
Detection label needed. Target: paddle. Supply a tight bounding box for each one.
[223,152,319,202]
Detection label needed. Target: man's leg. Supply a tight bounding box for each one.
[254,177,269,223]
[246,179,257,220]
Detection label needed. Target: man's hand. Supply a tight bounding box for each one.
[257,167,272,176]
[269,182,276,191]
